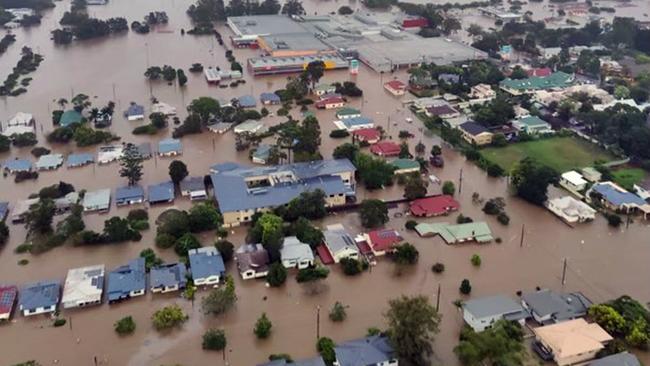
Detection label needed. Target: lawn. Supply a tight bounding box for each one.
[612,167,647,191]
[482,136,616,172]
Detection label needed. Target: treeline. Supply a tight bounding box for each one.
[52,0,127,44]
[0,46,43,96]
[186,0,304,24]
[0,33,16,55]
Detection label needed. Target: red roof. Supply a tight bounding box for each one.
[315,96,345,108]
[356,240,373,255]
[316,244,334,265]
[0,285,18,316]
[402,17,428,28]
[352,127,381,143]
[409,195,460,217]
[384,80,406,91]
[370,141,401,157]
[367,229,403,252]
[527,67,552,77]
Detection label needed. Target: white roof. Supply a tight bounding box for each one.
[151,102,177,115]
[561,171,588,186]
[35,154,64,170]
[8,112,33,126]
[281,236,314,262]
[548,196,596,217]
[61,264,105,308]
[2,125,33,136]
[97,145,123,163]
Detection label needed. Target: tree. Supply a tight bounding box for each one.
[329,301,347,322]
[509,66,528,80]
[333,143,359,161]
[152,304,187,330]
[202,276,237,315]
[119,143,144,186]
[0,221,9,246]
[588,304,626,335]
[177,69,188,86]
[385,295,441,366]
[305,61,325,89]
[317,337,336,365]
[340,257,362,276]
[188,202,221,232]
[359,199,389,228]
[114,316,136,335]
[442,17,461,35]
[284,189,327,221]
[338,5,353,15]
[510,157,558,206]
[187,97,220,124]
[149,112,167,129]
[254,313,273,339]
[442,181,455,196]
[249,213,284,261]
[291,217,324,248]
[430,145,442,157]
[393,243,419,265]
[404,174,428,200]
[25,198,55,234]
[614,85,631,100]
[454,320,525,365]
[281,0,305,16]
[267,262,288,287]
[415,141,426,155]
[140,248,163,271]
[103,216,138,242]
[355,152,394,189]
[399,142,411,159]
[168,160,188,185]
[467,24,483,37]
[296,266,329,283]
[215,240,234,262]
[174,232,201,256]
[202,329,227,350]
[460,279,472,295]
[470,254,481,267]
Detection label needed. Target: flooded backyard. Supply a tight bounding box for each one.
[1,0,650,365]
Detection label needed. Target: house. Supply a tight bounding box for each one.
[235,244,270,280]
[19,281,60,316]
[204,68,221,83]
[97,145,123,164]
[115,185,145,206]
[3,124,34,137]
[179,176,207,200]
[391,159,420,175]
[124,103,145,121]
[527,67,553,77]
[67,153,94,168]
[238,95,257,108]
[459,122,493,146]
[533,318,612,366]
[3,159,32,173]
[521,289,592,325]
[281,236,315,269]
[61,264,105,309]
[370,141,401,157]
[336,107,361,120]
[59,110,83,127]
[590,352,641,366]
[334,336,397,366]
[560,171,588,193]
[189,247,226,286]
[469,84,496,100]
[384,80,407,96]
[363,229,403,256]
[82,189,111,212]
[409,195,459,217]
[252,144,272,165]
[546,196,596,224]
[581,167,602,183]
[259,357,326,366]
[319,92,342,101]
[107,258,146,303]
[150,263,188,293]
[158,138,182,156]
[316,97,345,110]
[151,102,177,116]
[400,15,428,28]
[513,115,553,134]
[314,83,336,96]
[260,92,281,105]
[136,142,153,159]
[438,73,461,84]
[425,105,461,119]
[415,222,493,244]
[500,71,574,96]
[409,73,436,90]
[323,224,359,264]
[8,112,34,127]
[234,120,265,135]
[207,121,234,134]
[462,295,530,332]
[0,285,18,320]
[587,182,648,214]
[148,181,175,204]
[210,160,355,227]
[334,116,374,132]
[352,128,381,144]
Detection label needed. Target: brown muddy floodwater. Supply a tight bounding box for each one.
[1,0,650,365]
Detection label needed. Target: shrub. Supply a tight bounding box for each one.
[405,220,418,230]
[254,313,273,339]
[456,214,473,224]
[269,354,293,363]
[114,316,136,335]
[296,266,329,283]
[329,301,347,322]
[30,146,51,157]
[470,254,481,267]
[127,209,149,222]
[18,259,29,265]
[267,262,288,287]
[53,318,67,327]
[460,279,472,295]
[366,327,381,336]
[317,337,336,365]
[15,243,32,254]
[497,212,510,225]
[155,233,176,249]
[215,240,234,262]
[202,329,227,350]
[340,257,362,276]
[152,304,187,331]
[431,262,445,273]
[132,124,158,135]
[606,213,622,227]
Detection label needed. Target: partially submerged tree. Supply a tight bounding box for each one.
[119,143,144,186]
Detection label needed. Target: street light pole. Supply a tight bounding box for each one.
[316,306,321,340]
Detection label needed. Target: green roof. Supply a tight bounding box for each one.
[415,222,493,244]
[336,107,361,117]
[517,115,549,127]
[500,71,573,92]
[314,83,334,92]
[60,110,83,127]
[391,158,420,171]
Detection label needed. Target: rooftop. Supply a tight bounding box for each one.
[115,185,145,201]
[281,236,315,262]
[352,127,381,141]
[324,224,357,254]
[391,158,420,171]
[561,171,588,187]
[463,295,529,320]
[159,138,182,155]
[533,318,612,359]
[500,71,573,92]
[591,181,646,206]
[236,243,270,274]
[409,195,460,216]
[260,92,281,103]
[590,352,641,366]
[148,181,175,203]
[238,95,257,108]
[336,107,361,117]
[415,222,493,243]
[126,103,145,117]
[179,176,205,192]
[459,121,490,136]
[522,289,592,322]
[0,285,18,315]
[3,158,32,172]
[515,115,550,128]
[82,189,111,210]
[228,15,308,37]
[61,265,105,308]
[19,280,60,311]
[107,258,146,302]
[150,263,187,289]
[335,336,395,366]
[370,141,401,156]
[367,229,403,252]
[188,247,226,281]
[67,153,94,167]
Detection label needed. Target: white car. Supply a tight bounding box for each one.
[428,174,441,184]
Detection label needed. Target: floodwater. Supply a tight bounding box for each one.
[1,0,650,365]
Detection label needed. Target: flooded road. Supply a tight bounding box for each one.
[1,0,650,365]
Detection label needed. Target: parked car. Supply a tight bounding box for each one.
[532,341,553,361]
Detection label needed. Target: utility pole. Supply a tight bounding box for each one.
[561,258,568,285]
[435,284,441,312]
[520,223,525,248]
[458,168,463,194]
[316,306,321,340]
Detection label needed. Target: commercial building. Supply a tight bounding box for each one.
[107,258,146,303]
[235,244,270,280]
[150,263,187,293]
[0,285,18,320]
[280,236,315,269]
[61,265,105,309]
[248,54,349,76]
[500,71,574,95]
[546,196,596,224]
[462,295,530,332]
[210,160,355,227]
[115,185,145,206]
[521,289,592,325]
[512,115,553,134]
[19,281,60,316]
[533,319,612,366]
[83,189,111,212]
[189,247,226,286]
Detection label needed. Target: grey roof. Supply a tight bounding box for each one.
[3,159,32,172]
[19,280,60,311]
[115,185,145,202]
[324,224,357,255]
[126,103,144,117]
[189,247,226,281]
[260,92,281,103]
[67,153,94,167]
[82,189,111,210]
[238,95,257,108]
[463,295,529,320]
[35,154,64,170]
[253,144,272,161]
[281,236,315,262]
[228,15,308,36]
[150,263,187,289]
[107,258,146,302]
[210,159,355,213]
[235,244,270,274]
[158,138,182,154]
[179,176,205,193]
[460,121,490,136]
[0,202,8,220]
[522,289,592,323]
[148,181,175,203]
[590,352,641,366]
[258,357,326,366]
[335,336,395,366]
[136,142,152,159]
[439,73,461,84]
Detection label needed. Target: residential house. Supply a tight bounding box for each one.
[323,224,359,264]
[259,358,326,366]
[363,229,403,256]
[463,295,530,332]
[438,73,461,84]
[136,142,153,159]
[587,182,648,214]
[207,121,234,134]
[189,247,226,286]
[314,83,336,96]
[235,244,270,280]
[204,68,221,83]
[2,124,34,137]
[0,285,18,320]
[533,319,612,366]
[158,138,182,156]
[352,128,381,144]
[260,92,281,105]
[581,167,602,183]
[3,159,32,174]
[469,84,496,100]
[370,141,401,157]
[521,289,592,325]
[590,352,641,366]
[634,180,650,201]
[546,196,596,224]
[315,96,345,109]
[0,201,8,221]
[67,153,94,168]
[115,185,145,206]
[415,222,493,244]
[124,103,145,121]
[107,258,146,303]
[210,160,355,227]
[409,73,436,90]
[61,265,105,309]
[500,71,574,96]
[97,145,123,164]
[391,159,420,175]
[384,80,407,96]
[336,107,361,120]
[527,67,553,77]
[560,171,589,193]
[8,112,34,127]
[150,263,188,293]
[425,105,461,119]
[238,95,257,108]
[148,181,175,204]
[35,154,64,171]
[179,176,207,200]
[334,116,374,132]
[334,336,397,366]
[459,122,493,146]
[234,120,265,135]
[151,102,177,116]
[409,195,459,217]
[252,144,273,165]
[82,189,111,212]
[19,281,60,316]
[59,110,83,127]
[281,236,315,269]
[513,115,553,134]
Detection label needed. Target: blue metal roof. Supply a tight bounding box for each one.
[158,138,182,154]
[126,104,145,117]
[188,247,225,281]
[341,116,373,129]
[260,92,280,103]
[3,159,32,172]
[107,258,146,301]
[253,145,272,160]
[0,202,8,220]
[238,95,257,108]
[148,181,175,203]
[592,182,646,206]
[115,185,145,201]
[334,336,395,366]
[67,153,94,167]
[150,263,187,289]
[19,280,60,311]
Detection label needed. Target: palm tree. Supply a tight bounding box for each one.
[57,98,68,109]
